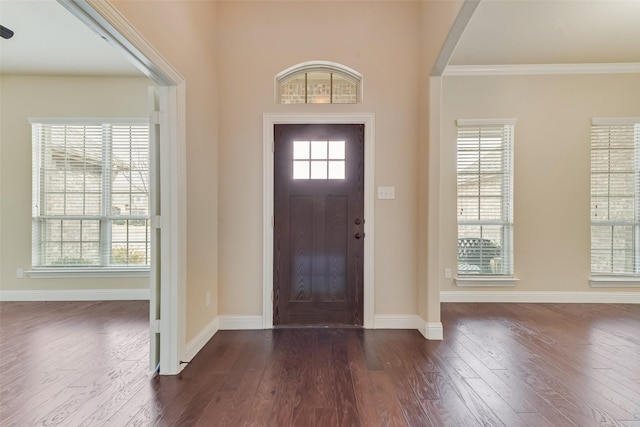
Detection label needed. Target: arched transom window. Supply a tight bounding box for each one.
[276,61,362,104]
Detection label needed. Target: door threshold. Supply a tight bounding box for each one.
[274,324,363,329]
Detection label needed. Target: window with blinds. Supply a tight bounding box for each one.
[31,119,150,268]
[456,120,515,276]
[590,119,640,276]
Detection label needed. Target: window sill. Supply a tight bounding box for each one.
[589,276,640,288]
[27,268,150,279]
[455,276,518,287]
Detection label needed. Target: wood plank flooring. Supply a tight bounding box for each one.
[0,301,638,426]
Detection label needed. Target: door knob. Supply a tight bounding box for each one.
[354,232,365,239]
[354,218,364,225]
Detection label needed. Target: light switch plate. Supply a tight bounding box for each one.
[378,186,395,200]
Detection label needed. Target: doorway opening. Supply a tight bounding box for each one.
[61,1,186,375]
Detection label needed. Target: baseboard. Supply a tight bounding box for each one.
[185,315,258,364]
[0,288,150,301]
[184,316,220,362]
[373,314,422,330]
[217,315,263,330]
[185,314,441,362]
[373,315,443,341]
[422,322,444,340]
[440,291,640,304]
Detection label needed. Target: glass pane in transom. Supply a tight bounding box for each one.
[332,74,357,104]
[281,75,306,104]
[307,72,331,104]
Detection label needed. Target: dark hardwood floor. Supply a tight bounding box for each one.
[0,301,639,426]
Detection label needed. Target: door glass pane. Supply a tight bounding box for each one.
[293,141,346,180]
[328,140,345,159]
[293,140,310,159]
[311,140,328,159]
[293,161,309,180]
[328,161,345,179]
[310,161,327,179]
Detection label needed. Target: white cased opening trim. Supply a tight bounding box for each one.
[61,0,187,376]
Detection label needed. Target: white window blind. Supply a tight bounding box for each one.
[31,119,150,268]
[456,120,515,276]
[590,119,640,276]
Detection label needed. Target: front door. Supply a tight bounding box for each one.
[273,124,365,326]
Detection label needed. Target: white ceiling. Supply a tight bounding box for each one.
[0,0,142,76]
[0,0,639,77]
[450,0,640,66]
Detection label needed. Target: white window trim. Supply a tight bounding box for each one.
[592,117,640,126]
[28,117,148,126]
[30,117,151,271]
[456,118,517,280]
[27,267,150,279]
[589,276,640,288]
[456,118,517,127]
[455,276,519,287]
[590,117,640,281]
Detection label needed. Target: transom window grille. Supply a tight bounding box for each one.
[293,140,345,180]
[31,119,150,268]
[456,120,515,276]
[276,61,362,104]
[590,118,640,276]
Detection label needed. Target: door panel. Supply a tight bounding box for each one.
[274,124,364,326]
[290,195,313,301]
[325,195,348,301]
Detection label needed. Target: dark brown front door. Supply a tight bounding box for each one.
[274,124,364,326]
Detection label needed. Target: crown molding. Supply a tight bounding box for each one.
[444,63,640,76]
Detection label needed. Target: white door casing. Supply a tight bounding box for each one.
[263,113,375,329]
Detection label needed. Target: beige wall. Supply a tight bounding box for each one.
[111,0,220,342]
[441,73,640,293]
[217,0,426,316]
[0,75,152,292]
[112,0,463,336]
